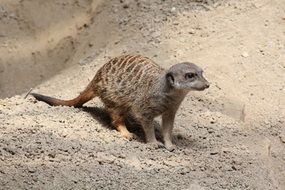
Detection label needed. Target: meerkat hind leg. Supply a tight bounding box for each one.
[110,111,134,140]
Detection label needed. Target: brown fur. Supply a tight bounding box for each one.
[32,54,209,150]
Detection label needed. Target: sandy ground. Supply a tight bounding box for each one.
[0,0,285,189]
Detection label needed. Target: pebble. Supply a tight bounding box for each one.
[48,153,56,158]
[241,52,249,58]
[28,168,36,173]
[189,29,195,34]
[210,151,219,155]
[279,135,285,143]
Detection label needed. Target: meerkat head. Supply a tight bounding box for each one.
[166,62,210,91]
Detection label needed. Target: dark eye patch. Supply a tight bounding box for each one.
[185,73,196,79]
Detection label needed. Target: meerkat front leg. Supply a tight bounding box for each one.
[141,119,164,148]
[162,110,177,151]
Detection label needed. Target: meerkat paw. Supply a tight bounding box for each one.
[121,131,136,141]
[164,143,176,152]
[148,141,165,149]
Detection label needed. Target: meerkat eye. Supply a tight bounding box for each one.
[185,73,195,79]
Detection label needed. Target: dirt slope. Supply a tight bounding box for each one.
[0,0,102,98]
[0,0,285,189]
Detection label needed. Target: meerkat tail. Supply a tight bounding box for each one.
[31,84,96,108]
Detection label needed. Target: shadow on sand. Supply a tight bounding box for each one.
[81,106,196,149]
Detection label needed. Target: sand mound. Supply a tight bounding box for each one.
[0,0,284,189]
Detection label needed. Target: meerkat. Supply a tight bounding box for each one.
[31,55,209,150]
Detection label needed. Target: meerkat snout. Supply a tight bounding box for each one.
[204,81,210,89]
[166,62,210,91]
[191,74,210,91]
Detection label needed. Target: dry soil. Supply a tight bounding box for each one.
[0,0,284,189]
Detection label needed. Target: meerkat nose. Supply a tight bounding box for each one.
[204,82,210,88]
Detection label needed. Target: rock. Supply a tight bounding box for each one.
[123,4,129,9]
[28,168,36,173]
[189,29,195,34]
[210,151,219,155]
[48,152,56,158]
[279,134,285,143]
[120,0,130,9]
[241,52,249,58]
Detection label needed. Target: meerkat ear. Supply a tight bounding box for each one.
[166,72,175,86]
